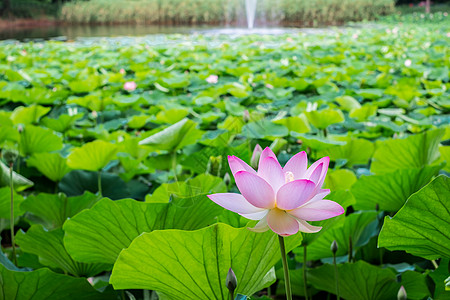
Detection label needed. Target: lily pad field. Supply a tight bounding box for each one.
[0,22,449,300]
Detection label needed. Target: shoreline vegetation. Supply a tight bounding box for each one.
[0,1,448,33]
[3,0,396,26]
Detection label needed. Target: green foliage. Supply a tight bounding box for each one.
[60,0,394,25]
[0,22,448,299]
[308,261,400,300]
[67,140,118,172]
[63,195,224,264]
[110,223,302,299]
[0,263,113,300]
[378,176,450,260]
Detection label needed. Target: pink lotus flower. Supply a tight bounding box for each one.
[119,68,126,75]
[208,148,344,236]
[404,59,412,67]
[206,75,218,84]
[123,81,137,92]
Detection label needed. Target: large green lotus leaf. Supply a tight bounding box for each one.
[294,212,378,261]
[352,165,442,212]
[15,225,109,277]
[399,271,431,300]
[139,118,203,151]
[371,128,445,174]
[112,94,141,108]
[181,143,251,175]
[0,161,33,192]
[378,175,450,260]
[439,146,450,172]
[58,170,129,200]
[67,140,118,171]
[272,115,310,134]
[324,169,357,191]
[110,223,302,299]
[355,89,384,100]
[290,133,346,151]
[146,174,226,203]
[19,125,63,156]
[67,94,112,111]
[276,267,311,297]
[305,109,344,129]
[68,76,101,93]
[10,105,50,125]
[349,104,377,122]
[241,120,289,139]
[20,192,99,230]
[318,138,374,167]
[0,263,113,300]
[41,114,83,133]
[63,195,224,264]
[27,152,71,182]
[160,75,190,89]
[335,95,361,111]
[0,187,24,219]
[155,108,189,124]
[308,261,399,300]
[429,258,450,299]
[0,125,19,145]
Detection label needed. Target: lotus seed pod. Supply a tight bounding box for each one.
[397,286,407,300]
[2,149,18,165]
[331,240,338,255]
[226,267,237,293]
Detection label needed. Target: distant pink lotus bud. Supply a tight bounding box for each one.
[265,84,274,89]
[286,37,293,42]
[446,32,450,37]
[251,144,263,169]
[352,33,358,39]
[397,286,407,300]
[119,68,126,75]
[444,12,448,17]
[206,75,218,84]
[243,110,250,122]
[124,81,137,92]
[208,149,344,236]
[404,59,412,67]
[87,277,95,286]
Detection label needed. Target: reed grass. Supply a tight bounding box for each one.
[60,0,395,25]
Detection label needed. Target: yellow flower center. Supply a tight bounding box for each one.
[285,171,294,183]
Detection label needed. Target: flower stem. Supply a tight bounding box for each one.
[9,162,17,266]
[333,252,340,300]
[431,260,439,269]
[229,290,234,300]
[303,245,308,300]
[172,151,178,182]
[278,235,292,300]
[97,170,102,197]
[348,236,353,263]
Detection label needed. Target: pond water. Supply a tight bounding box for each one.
[0,23,308,41]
